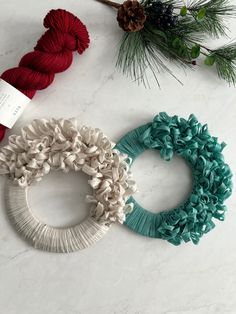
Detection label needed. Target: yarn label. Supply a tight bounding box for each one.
[0,79,31,128]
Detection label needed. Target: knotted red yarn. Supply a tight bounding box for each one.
[0,9,89,141]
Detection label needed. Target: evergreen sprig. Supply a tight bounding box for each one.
[96,0,236,86]
[117,27,184,87]
[205,43,236,84]
[117,20,197,86]
[182,0,236,37]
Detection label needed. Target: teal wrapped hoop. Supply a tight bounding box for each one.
[116,113,233,245]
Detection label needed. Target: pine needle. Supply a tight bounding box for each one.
[186,0,236,37]
[211,43,236,84]
[116,23,195,86]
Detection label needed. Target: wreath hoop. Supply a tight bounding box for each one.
[116,113,233,245]
[0,119,136,252]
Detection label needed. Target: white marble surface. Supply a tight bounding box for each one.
[0,1,236,313]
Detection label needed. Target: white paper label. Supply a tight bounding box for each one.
[0,79,31,128]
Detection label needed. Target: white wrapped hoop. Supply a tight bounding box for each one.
[0,119,136,253]
[6,182,110,253]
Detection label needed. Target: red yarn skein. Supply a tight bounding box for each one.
[0,9,90,140]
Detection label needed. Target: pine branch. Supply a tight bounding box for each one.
[206,43,236,84]
[144,23,192,64]
[187,0,236,16]
[167,15,206,43]
[184,0,236,37]
[102,0,236,86]
[116,22,196,86]
[143,0,236,37]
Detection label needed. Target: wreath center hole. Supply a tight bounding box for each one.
[132,150,193,213]
[28,171,92,228]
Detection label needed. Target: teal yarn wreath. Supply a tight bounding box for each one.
[116,113,233,245]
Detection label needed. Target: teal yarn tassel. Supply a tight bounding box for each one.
[115,112,233,245]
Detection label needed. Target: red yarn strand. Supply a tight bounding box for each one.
[0,9,90,141]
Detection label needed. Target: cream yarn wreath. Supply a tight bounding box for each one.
[0,119,136,253]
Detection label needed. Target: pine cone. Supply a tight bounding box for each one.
[117,0,146,32]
